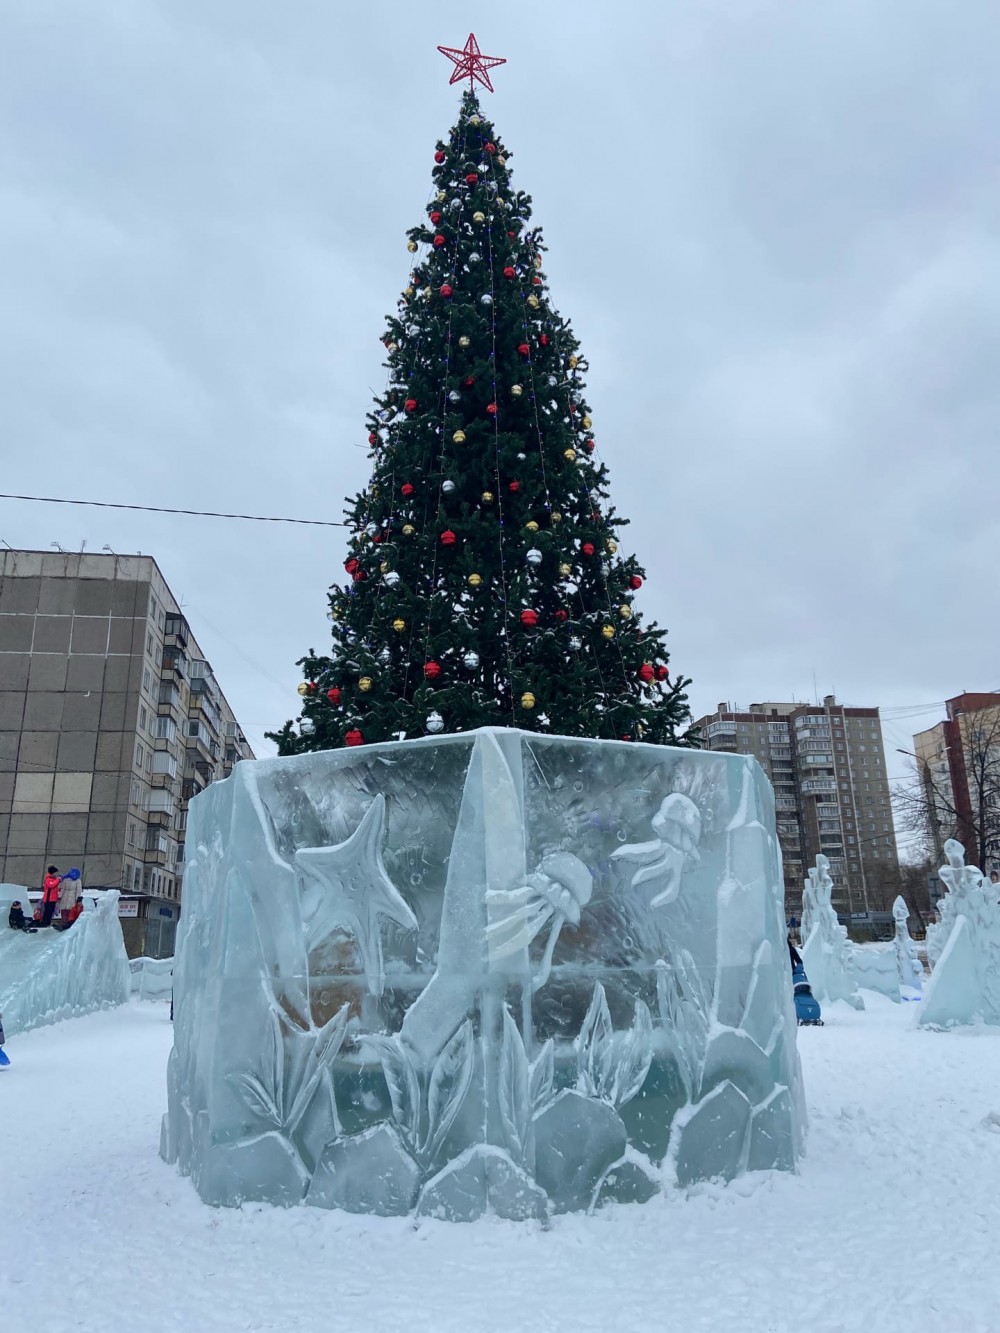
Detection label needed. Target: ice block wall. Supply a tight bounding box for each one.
[0,889,130,1036]
[162,729,805,1219]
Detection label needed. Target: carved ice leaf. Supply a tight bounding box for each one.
[230,1071,281,1127]
[499,1007,530,1163]
[609,1000,653,1107]
[529,1038,555,1115]
[362,1034,420,1148]
[576,982,612,1097]
[264,991,286,1120]
[424,1018,475,1163]
[285,1003,351,1136]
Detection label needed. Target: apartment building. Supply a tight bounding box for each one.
[913,692,1000,871]
[694,695,899,915]
[0,550,253,946]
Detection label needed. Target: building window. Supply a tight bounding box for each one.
[127,822,136,848]
[147,631,153,655]
[139,705,147,732]
[133,864,142,890]
[143,667,151,693]
[135,743,144,770]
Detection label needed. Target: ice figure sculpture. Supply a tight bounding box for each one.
[920,840,1000,1029]
[800,856,865,1009]
[0,889,130,1036]
[892,897,923,995]
[161,731,805,1218]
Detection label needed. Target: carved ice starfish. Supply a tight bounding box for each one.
[294,794,417,997]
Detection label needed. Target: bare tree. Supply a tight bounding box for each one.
[894,709,1000,873]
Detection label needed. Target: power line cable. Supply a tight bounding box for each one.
[0,493,347,528]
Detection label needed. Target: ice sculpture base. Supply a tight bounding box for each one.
[0,888,130,1036]
[162,729,805,1217]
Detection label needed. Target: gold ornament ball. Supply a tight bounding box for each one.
[379,561,390,574]
[497,155,506,165]
[582,416,593,429]
[468,573,483,587]
[402,524,415,536]
[520,692,536,710]
[392,618,406,632]
[407,240,417,253]
[534,254,543,269]
[458,335,471,348]
[601,625,615,640]
[296,682,310,697]
[525,521,539,532]
[564,448,577,461]
[559,562,572,577]
[436,190,447,201]
[473,211,486,224]
[481,491,494,503]
[453,430,467,444]
[404,285,414,298]
[387,342,398,354]
[469,114,481,125]
[568,355,578,369]
[527,295,539,309]
[618,604,632,619]
[551,512,562,523]
[359,676,373,692]
[511,384,523,397]
[606,540,618,554]
[495,196,505,206]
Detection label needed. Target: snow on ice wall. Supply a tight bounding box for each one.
[161,730,805,1219]
[920,840,1000,1029]
[0,889,130,1036]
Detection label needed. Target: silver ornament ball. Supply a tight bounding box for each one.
[463,651,480,669]
[426,711,445,734]
[526,548,543,565]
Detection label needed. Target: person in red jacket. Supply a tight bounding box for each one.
[40,865,63,928]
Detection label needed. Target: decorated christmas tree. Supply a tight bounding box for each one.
[270,37,692,754]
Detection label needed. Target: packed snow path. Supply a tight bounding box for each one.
[2,1000,1000,1332]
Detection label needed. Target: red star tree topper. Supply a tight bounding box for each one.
[436,33,506,92]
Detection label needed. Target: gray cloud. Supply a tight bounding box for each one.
[2,0,997,846]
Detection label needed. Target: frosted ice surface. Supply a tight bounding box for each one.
[801,856,900,1004]
[893,897,923,994]
[921,841,1000,1029]
[129,956,174,1002]
[0,889,130,1036]
[162,731,805,1217]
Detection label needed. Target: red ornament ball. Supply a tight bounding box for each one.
[517,342,530,357]
[307,682,317,694]
[553,609,568,623]
[429,211,442,224]
[539,334,550,346]
[433,234,446,249]
[532,275,542,286]
[465,172,478,184]
[581,542,595,557]
[440,529,457,546]
[344,557,359,574]
[352,570,366,583]
[655,665,670,682]
[326,687,341,705]
[508,481,520,493]
[520,609,539,627]
[404,398,417,412]
[400,483,414,497]
[484,142,496,154]
[368,432,377,445]
[434,150,445,163]
[439,283,453,298]
[630,575,643,590]
[463,375,475,387]
[345,729,364,747]
[486,402,498,416]
[584,440,596,453]
[638,663,655,683]
[423,661,442,681]
[503,266,516,279]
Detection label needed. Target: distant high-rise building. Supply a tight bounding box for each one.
[912,692,1000,872]
[0,550,253,951]
[693,695,899,915]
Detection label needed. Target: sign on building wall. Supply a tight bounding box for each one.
[118,899,140,918]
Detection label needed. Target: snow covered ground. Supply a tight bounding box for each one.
[2,998,1000,1333]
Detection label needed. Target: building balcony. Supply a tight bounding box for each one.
[802,779,837,795]
[146,809,172,829]
[776,797,798,810]
[151,772,176,790]
[799,753,834,768]
[707,721,738,737]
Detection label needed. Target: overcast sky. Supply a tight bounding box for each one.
[2,0,997,851]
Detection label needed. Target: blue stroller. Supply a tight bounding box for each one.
[789,942,823,1026]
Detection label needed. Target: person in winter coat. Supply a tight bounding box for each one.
[0,1013,9,1068]
[53,897,84,932]
[40,866,62,928]
[8,901,32,931]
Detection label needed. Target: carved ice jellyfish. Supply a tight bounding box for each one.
[611,792,702,908]
[486,851,593,991]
